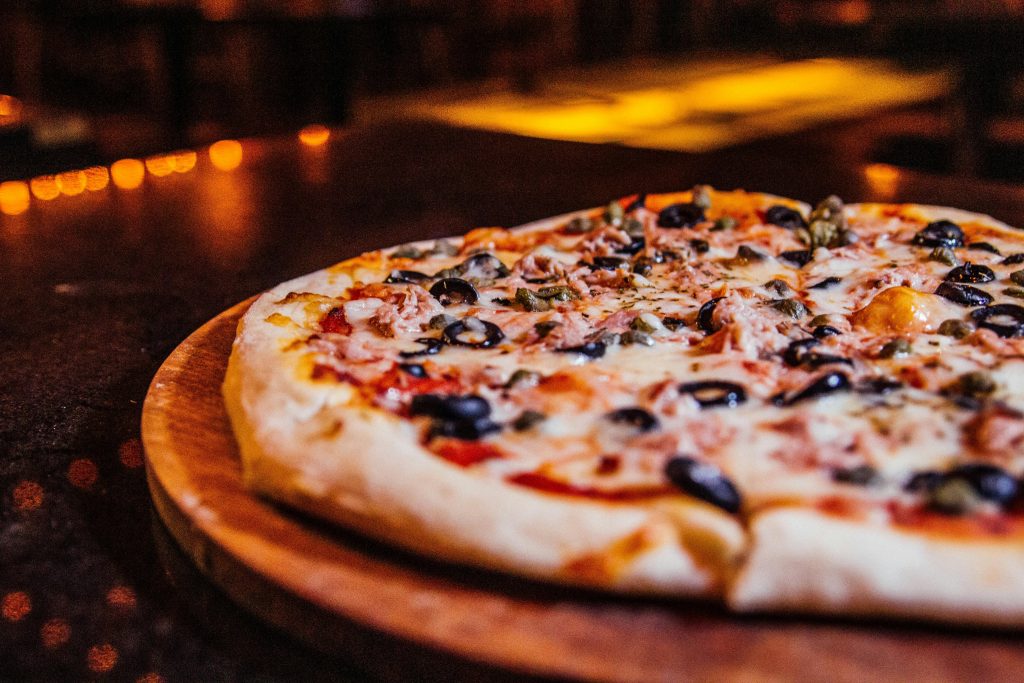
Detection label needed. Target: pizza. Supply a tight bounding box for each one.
[223,187,1024,627]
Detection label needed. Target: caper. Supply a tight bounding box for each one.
[427,239,459,256]
[710,216,736,232]
[691,184,712,210]
[564,216,594,234]
[809,314,838,328]
[632,257,653,276]
[623,217,644,236]
[771,298,809,319]
[604,201,624,226]
[537,285,578,301]
[428,313,457,329]
[392,244,423,259]
[806,219,838,249]
[929,478,981,515]
[1004,287,1024,300]
[630,314,659,334]
[937,319,972,338]
[954,371,997,398]
[621,330,654,346]
[764,279,793,296]
[929,247,959,267]
[726,245,766,266]
[1011,270,1024,287]
[506,369,541,388]
[512,410,546,431]
[534,321,561,338]
[878,338,912,359]
[515,288,551,312]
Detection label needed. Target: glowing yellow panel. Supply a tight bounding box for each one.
[0,181,30,215]
[111,159,145,190]
[145,155,175,177]
[209,140,243,171]
[299,124,330,146]
[172,151,197,173]
[84,166,110,191]
[56,170,87,196]
[30,176,60,201]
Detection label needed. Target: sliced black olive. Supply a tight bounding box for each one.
[697,297,725,334]
[779,249,813,267]
[430,278,479,306]
[457,252,510,280]
[616,236,646,255]
[690,239,710,254]
[657,202,705,228]
[624,193,647,213]
[442,318,504,348]
[944,262,995,284]
[856,378,903,394]
[832,465,880,486]
[809,276,842,289]
[557,341,606,359]
[784,372,851,405]
[765,205,807,229]
[968,242,1001,255]
[664,456,741,513]
[904,470,943,493]
[632,257,653,275]
[398,363,428,378]
[605,407,660,432]
[590,256,629,270]
[1002,253,1024,265]
[399,337,445,358]
[945,463,1019,506]
[812,325,842,339]
[431,417,501,441]
[661,316,687,331]
[782,338,820,366]
[970,304,1024,337]
[934,282,994,307]
[726,245,766,265]
[384,269,431,284]
[677,380,747,409]
[912,220,964,249]
[410,394,491,421]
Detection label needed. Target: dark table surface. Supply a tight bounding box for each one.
[4,119,1024,681]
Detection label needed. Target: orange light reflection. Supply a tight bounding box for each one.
[0,181,30,215]
[111,159,145,189]
[299,124,330,146]
[30,176,60,201]
[209,140,243,171]
[865,163,901,198]
[84,166,110,191]
[57,170,87,196]
[145,155,175,177]
[173,151,197,173]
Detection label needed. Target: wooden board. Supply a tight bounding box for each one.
[142,300,1024,682]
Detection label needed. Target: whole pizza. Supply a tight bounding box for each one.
[223,187,1024,626]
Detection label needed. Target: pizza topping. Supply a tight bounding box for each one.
[588,256,629,271]
[511,410,546,431]
[937,319,973,338]
[928,247,959,267]
[782,371,851,405]
[557,340,606,359]
[934,281,994,307]
[945,262,995,284]
[1011,270,1024,286]
[398,363,428,378]
[442,317,504,348]
[912,219,965,249]
[779,249,813,267]
[430,278,479,306]
[800,195,855,249]
[664,456,742,513]
[969,241,1002,255]
[928,477,982,515]
[809,276,842,290]
[384,269,431,284]
[399,337,444,358]
[765,205,806,229]
[563,215,595,234]
[850,286,946,334]
[812,325,842,339]
[697,297,725,334]
[657,202,705,229]
[604,407,660,432]
[877,338,912,359]
[677,381,747,409]
[411,394,500,441]
[320,307,352,335]
[1002,253,1024,265]
[970,304,1024,337]
[770,298,809,319]
[432,440,504,466]
[831,464,880,486]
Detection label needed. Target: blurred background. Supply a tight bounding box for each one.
[1,0,1023,186]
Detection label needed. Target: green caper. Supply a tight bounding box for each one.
[953,371,997,398]
[630,315,658,334]
[623,217,644,236]
[771,298,809,319]
[533,320,561,338]
[937,319,972,338]
[928,247,959,267]
[764,279,793,296]
[691,184,712,210]
[428,313,457,329]
[878,338,912,359]
[506,369,541,388]
[928,478,980,515]
[710,216,736,232]
[564,216,594,234]
[806,219,839,249]
[392,245,423,259]
[512,410,546,431]
[1004,287,1024,300]
[536,285,578,301]
[809,314,840,328]
[1011,270,1024,287]
[621,330,654,346]
[604,201,624,226]
[515,288,551,312]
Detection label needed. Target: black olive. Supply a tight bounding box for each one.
[431,417,502,441]
[661,316,687,331]
[782,338,819,366]
[625,193,647,212]
[589,256,629,270]
[809,276,842,289]
[677,380,747,409]
[904,470,943,492]
[812,325,842,339]
[398,363,428,378]
[384,269,431,284]
[657,202,705,228]
[968,242,1001,255]
[457,252,510,280]
[832,465,880,486]
[557,341,606,359]
[399,337,445,358]
[615,237,646,255]
[697,297,725,334]
[410,394,491,421]
[944,262,996,284]
[605,407,660,432]
[784,372,851,405]
[765,205,807,229]
[779,249,813,267]
[664,456,742,513]
[690,239,710,254]
[805,353,852,369]
[442,318,504,348]
[912,220,965,248]
[945,463,1019,506]
[934,282,994,307]
[856,378,903,394]
[1002,253,1024,265]
[969,304,1024,337]
[430,278,479,306]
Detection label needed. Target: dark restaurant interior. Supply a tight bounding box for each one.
[3,1,1024,681]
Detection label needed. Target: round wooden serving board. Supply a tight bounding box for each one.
[142,300,1024,682]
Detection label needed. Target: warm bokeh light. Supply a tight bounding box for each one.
[30,176,60,201]
[865,163,901,197]
[41,618,71,649]
[119,438,144,468]
[2,591,31,621]
[0,180,30,215]
[111,159,145,190]
[87,643,119,673]
[299,124,330,146]
[136,673,166,683]
[209,139,243,171]
[106,585,137,610]
[68,458,98,490]
[145,155,175,177]
[13,480,43,511]
[172,150,197,173]
[57,170,87,196]
[84,166,110,191]
[0,94,23,125]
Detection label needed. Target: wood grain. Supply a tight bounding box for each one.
[142,300,1024,682]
